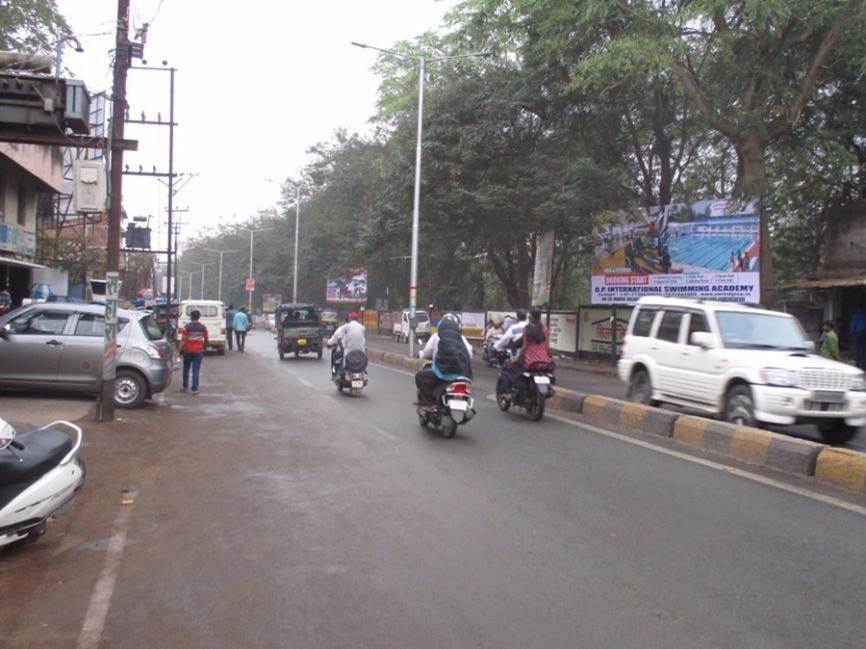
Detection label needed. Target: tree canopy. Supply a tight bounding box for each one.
[182,0,866,311]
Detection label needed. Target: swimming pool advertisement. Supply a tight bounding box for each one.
[591,198,759,305]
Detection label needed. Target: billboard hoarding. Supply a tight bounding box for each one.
[547,312,577,353]
[577,306,633,355]
[458,311,486,339]
[326,267,367,304]
[592,198,759,305]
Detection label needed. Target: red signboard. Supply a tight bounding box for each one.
[245,277,255,292]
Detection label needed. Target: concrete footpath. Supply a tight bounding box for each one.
[0,393,94,431]
[369,347,866,496]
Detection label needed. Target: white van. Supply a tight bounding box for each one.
[178,300,226,354]
[393,309,430,344]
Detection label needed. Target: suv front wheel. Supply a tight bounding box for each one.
[724,384,756,427]
[817,420,859,445]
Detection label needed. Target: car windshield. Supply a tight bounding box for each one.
[715,311,809,350]
[416,312,429,322]
[139,316,164,341]
[186,305,219,318]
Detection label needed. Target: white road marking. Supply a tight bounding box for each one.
[76,497,136,649]
[543,411,866,517]
[371,425,397,442]
[296,376,316,389]
[369,361,415,378]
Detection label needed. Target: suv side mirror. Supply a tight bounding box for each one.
[690,331,715,349]
[0,323,10,339]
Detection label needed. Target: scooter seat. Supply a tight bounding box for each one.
[0,428,72,488]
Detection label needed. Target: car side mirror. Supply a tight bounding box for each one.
[690,331,715,349]
[0,323,10,339]
[0,418,16,450]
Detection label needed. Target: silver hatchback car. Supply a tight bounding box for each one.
[0,302,172,408]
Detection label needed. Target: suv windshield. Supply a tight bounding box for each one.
[716,311,809,351]
[415,312,429,322]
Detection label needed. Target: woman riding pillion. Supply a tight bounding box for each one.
[415,313,474,406]
[499,307,553,400]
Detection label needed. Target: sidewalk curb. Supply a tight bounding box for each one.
[372,351,866,495]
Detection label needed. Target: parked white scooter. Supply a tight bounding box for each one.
[0,418,85,549]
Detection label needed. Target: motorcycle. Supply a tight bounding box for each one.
[0,418,85,549]
[482,336,508,369]
[416,363,476,438]
[331,347,368,397]
[496,361,556,421]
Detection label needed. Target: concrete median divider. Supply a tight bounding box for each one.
[815,448,866,494]
[673,416,823,476]
[370,351,866,492]
[580,395,677,437]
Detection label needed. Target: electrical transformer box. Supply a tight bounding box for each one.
[73,159,107,213]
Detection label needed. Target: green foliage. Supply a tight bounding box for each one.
[0,0,69,53]
[183,0,866,310]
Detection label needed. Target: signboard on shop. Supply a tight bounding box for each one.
[0,223,36,257]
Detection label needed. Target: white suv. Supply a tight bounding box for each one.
[618,296,866,443]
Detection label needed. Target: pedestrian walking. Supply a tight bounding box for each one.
[819,321,840,361]
[233,307,250,353]
[850,305,866,369]
[179,309,208,394]
[225,303,237,351]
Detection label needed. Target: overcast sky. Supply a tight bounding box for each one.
[57,0,457,251]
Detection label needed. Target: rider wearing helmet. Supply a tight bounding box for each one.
[415,312,474,405]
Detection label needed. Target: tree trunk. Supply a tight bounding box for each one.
[735,132,775,306]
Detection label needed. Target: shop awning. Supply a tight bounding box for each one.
[777,277,866,290]
[0,255,46,270]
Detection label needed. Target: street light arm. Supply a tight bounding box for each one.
[352,41,492,63]
[351,41,419,61]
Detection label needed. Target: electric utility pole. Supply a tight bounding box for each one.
[99,0,130,422]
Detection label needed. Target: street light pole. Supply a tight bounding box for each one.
[408,56,425,359]
[189,262,212,299]
[242,227,274,312]
[351,42,490,358]
[282,182,302,303]
[203,248,239,302]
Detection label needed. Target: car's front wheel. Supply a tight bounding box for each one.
[724,384,756,427]
[115,369,147,408]
[817,420,859,445]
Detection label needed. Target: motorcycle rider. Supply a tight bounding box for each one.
[327,311,366,376]
[415,313,473,405]
[499,307,552,398]
[495,309,527,358]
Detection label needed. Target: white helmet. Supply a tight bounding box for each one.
[439,312,461,330]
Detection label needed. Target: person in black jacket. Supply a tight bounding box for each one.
[415,313,473,405]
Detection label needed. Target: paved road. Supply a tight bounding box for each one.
[2,330,865,648]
